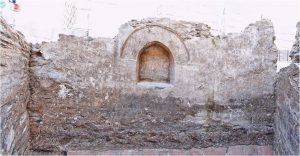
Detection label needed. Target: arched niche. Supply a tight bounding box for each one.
[137,41,175,85]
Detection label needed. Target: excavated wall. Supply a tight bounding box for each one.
[27,18,278,152]
[273,21,300,155]
[0,18,31,155]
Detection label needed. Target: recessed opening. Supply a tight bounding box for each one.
[137,41,174,86]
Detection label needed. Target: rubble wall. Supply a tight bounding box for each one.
[274,21,300,155]
[28,18,278,152]
[0,18,31,155]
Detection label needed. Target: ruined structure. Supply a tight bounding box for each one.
[0,19,31,154]
[273,21,300,155]
[0,17,299,155]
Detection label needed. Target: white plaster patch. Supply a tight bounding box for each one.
[6,128,15,151]
[89,77,96,87]
[40,79,53,88]
[22,125,28,134]
[19,112,27,125]
[5,105,13,112]
[58,84,70,99]
[104,93,109,100]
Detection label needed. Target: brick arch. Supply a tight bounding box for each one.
[120,24,190,63]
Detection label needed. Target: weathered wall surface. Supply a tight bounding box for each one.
[274,64,299,155]
[274,22,300,155]
[0,18,31,154]
[28,18,277,152]
[290,21,300,63]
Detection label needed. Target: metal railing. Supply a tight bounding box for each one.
[278,49,291,62]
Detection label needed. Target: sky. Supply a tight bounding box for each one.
[1,0,299,50]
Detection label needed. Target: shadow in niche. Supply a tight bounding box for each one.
[137,41,175,88]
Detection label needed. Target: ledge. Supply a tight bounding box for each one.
[137,81,173,89]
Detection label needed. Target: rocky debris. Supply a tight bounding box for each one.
[0,17,31,155]
[289,21,300,63]
[67,145,273,155]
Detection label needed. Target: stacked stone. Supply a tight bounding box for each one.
[0,17,31,155]
[0,18,30,50]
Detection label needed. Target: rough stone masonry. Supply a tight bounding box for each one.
[0,18,31,154]
[273,21,300,155]
[28,18,277,152]
[0,17,299,155]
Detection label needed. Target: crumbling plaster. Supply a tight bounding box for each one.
[27,18,277,152]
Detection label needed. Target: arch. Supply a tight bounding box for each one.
[120,24,190,62]
[137,41,175,84]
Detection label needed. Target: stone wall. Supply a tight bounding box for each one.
[289,21,300,63]
[0,18,31,154]
[28,18,277,152]
[274,22,300,155]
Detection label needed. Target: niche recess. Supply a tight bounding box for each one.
[137,41,174,87]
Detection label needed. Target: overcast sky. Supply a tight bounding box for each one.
[1,0,299,50]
